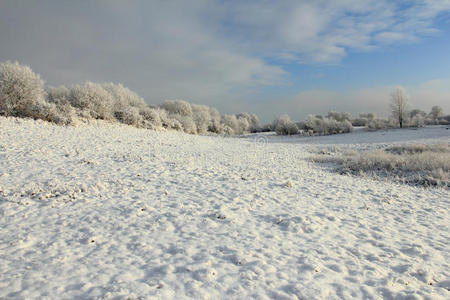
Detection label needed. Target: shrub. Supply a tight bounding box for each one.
[352,118,368,127]
[140,107,163,129]
[367,119,392,130]
[409,115,425,128]
[69,82,115,120]
[0,61,47,119]
[1,61,268,135]
[236,112,260,132]
[305,115,352,135]
[360,113,376,121]
[47,85,71,106]
[191,104,211,134]
[161,99,193,117]
[327,111,350,122]
[220,114,239,135]
[176,115,197,134]
[237,116,250,134]
[46,85,77,124]
[114,106,142,126]
[273,115,298,135]
[102,83,147,114]
[429,106,444,124]
[439,115,450,125]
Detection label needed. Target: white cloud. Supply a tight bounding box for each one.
[0,0,449,116]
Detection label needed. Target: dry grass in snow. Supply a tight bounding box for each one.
[312,143,450,188]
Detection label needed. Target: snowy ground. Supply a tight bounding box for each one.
[0,116,449,299]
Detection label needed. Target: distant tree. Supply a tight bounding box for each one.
[161,99,193,117]
[429,106,444,123]
[327,111,350,122]
[272,114,298,135]
[409,109,426,119]
[359,113,376,121]
[389,87,409,128]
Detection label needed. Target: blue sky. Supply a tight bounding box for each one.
[1,0,449,122]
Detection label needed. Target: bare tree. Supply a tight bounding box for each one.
[390,87,409,128]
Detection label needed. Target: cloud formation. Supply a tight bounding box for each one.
[0,0,449,119]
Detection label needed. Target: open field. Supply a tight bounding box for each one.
[0,117,449,299]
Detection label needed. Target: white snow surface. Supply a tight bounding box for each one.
[0,116,449,299]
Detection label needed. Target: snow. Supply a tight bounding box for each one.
[0,116,449,299]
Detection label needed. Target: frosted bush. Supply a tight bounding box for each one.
[102,82,146,113]
[161,99,193,117]
[0,61,47,119]
[69,82,114,120]
[429,106,443,124]
[352,118,367,126]
[249,114,260,132]
[157,110,183,131]
[176,115,197,134]
[47,85,71,106]
[0,61,265,135]
[341,120,353,133]
[46,86,77,124]
[237,117,250,134]
[360,113,376,121]
[167,118,183,131]
[114,106,142,126]
[236,112,260,132]
[367,119,392,130]
[208,107,221,133]
[409,115,425,128]
[221,114,239,135]
[327,111,350,122]
[305,115,352,135]
[191,104,211,134]
[439,115,450,125]
[140,107,163,129]
[273,115,298,135]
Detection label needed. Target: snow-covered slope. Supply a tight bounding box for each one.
[0,117,449,299]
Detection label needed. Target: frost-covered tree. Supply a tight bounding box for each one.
[327,111,351,122]
[114,106,142,126]
[237,116,250,134]
[177,115,197,134]
[221,114,239,135]
[102,83,146,109]
[69,82,115,120]
[101,83,146,126]
[0,61,47,118]
[305,115,352,135]
[140,107,163,129]
[47,85,71,106]
[409,109,426,119]
[429,106,444,124]
[46,86,77,125]
[273,115,298,135]
[208,107,221,133]
[389,87,409,128]
[161,100,193,117]
[236,112,260,132]
[191,104,211,134]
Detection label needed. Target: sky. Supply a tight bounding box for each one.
[1,0,450,122]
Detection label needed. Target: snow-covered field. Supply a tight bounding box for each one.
[0,116,449,299]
